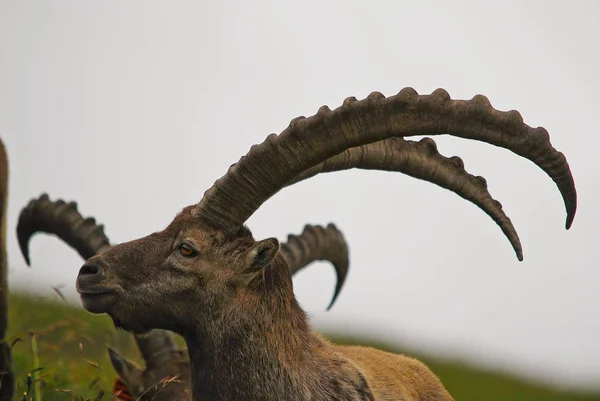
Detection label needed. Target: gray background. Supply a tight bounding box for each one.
[1,0,598,391]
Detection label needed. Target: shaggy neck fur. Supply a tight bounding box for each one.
[182,257,373,401]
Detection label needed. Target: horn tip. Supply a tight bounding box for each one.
[327,262,348,311]
[326,294,337,311]
[17,239,31,266]
[565,211,575,230]
[327,282,344,311]
[510,239,523,262]
[107,346,120,358]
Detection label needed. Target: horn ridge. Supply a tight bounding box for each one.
[287,137,523,260]
[16,194,111,264]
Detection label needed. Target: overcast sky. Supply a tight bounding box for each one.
[1,0,598,392]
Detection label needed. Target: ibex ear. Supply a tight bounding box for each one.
[245,237,280,273]
[108,347,143,391]
[235,238,280,288]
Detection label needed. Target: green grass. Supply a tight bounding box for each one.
[5,291,600,401]
[7,292,141,401]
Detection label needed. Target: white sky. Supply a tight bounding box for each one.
[1,0,598,392]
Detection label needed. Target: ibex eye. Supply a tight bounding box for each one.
[179,243,197,257]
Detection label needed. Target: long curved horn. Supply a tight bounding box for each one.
[281,224,349,310]
[15,195,176,366]
[287,137,522,260]
[194,88,576,247]
[17,194,111,264]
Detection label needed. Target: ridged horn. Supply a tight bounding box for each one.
[193,88,576,251]
[281,224,349,310]
[16,194,111,264]
[287,137,523,260]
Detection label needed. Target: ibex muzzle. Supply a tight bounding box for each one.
[77,225,202,334]
[77,257,114,312]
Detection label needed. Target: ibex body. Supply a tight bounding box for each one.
[18,195,351,400]
[75,88,577,400]
[85,208,450,400]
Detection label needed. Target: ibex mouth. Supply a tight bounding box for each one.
[79,290,116,314]
[78,288,112,295]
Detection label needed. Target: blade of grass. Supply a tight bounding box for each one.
[29,332,41,401]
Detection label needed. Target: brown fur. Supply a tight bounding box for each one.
[76,206,453,400]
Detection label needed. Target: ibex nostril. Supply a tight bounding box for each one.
[79,262,100,276]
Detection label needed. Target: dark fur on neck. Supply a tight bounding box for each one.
[183,255,373,401]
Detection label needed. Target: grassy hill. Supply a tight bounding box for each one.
[5,291,600,401]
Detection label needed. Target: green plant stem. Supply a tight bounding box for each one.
[29,332,41,401]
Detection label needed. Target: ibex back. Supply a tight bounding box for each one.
[76,88,577,400]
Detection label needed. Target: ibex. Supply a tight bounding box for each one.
[18,194,351,400]
[0,138,14,401]
[75,88,577,401]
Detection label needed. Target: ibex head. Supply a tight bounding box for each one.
[18,194,350,400]
[75,87,576,348]
[78,209,297,334]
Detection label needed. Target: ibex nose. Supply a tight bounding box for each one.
[78,261,100,276]
[76,258,104,293]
